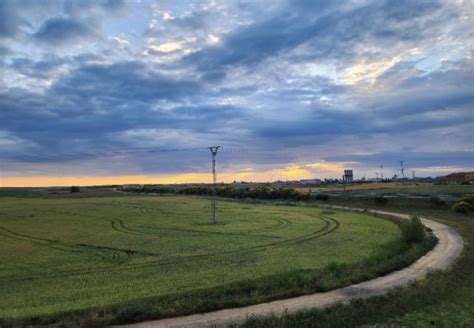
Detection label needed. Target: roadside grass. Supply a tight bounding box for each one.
[322,195,452,212]
[0,195,434,327]
[238,199,474,327]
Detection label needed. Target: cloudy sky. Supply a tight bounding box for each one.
[1,0,473,186]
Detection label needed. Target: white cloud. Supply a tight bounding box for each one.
[343,48,420,86]
[207,33,220,44]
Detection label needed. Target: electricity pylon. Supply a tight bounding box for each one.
[208,146,220,224]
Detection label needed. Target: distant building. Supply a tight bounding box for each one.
[343,170,354,182]
[442,172,474,183]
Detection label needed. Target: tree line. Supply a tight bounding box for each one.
[135,185,314,201]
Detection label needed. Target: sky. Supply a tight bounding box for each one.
[0,0,473,187]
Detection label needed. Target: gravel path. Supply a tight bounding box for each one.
[117,208,464,328]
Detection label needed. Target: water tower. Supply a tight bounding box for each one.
[343,169,354,183]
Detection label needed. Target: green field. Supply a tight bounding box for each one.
[0,195,432,326]
[296,183,474,195]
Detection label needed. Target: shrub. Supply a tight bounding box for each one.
[400,215,426,243]
[452,201,474,213]
[458,194,474,205]
[314,194,330,201]
[296,193,311,201]
[451,194,474,213]
[70,186,80,193]
[374,196,388,205]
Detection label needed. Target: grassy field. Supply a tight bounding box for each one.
[0,195,433,326]
[295,183,474,195]
[239,198,474,327]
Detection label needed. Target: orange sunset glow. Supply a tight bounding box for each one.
[0,165,316,187]
[0,159,368,187]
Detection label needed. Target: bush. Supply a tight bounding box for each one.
[314,194,330,201]
[296,193,311,201]
[400,215,426,244]
[70,186,80,193]
[460,194,474,205]
[451,194,474,213]
[452,201,474,213]
[135,185,323,202]
[374,196,388,205]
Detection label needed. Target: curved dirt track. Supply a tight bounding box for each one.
[117,208,464,328]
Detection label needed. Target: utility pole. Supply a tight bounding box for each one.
[342,175,346,196]
[376,172,379,183]
[412,170,415,180]
[400,160,405,179]
[208,146,220,224]
[380,165,384,181]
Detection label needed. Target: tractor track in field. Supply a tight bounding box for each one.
[100,215,338,266]
[0,225,158,259]
[0,227,85,255]
[134,223,286,239]
[108,201,296,236]
[142,215,339,267]
[107,217,286,239]
[107,218,149,236]
[107,199,317,238]
[0,225,159,279]
[0,214,339,282]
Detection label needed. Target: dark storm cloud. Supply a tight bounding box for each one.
[0,56,244,165]
[364,60,474,119]
[33,17,94,44]
[9,56,70,79]
[51,61,201,103]
[185,0,441,73]
[254,58,474,147]
[0,0,125,40]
